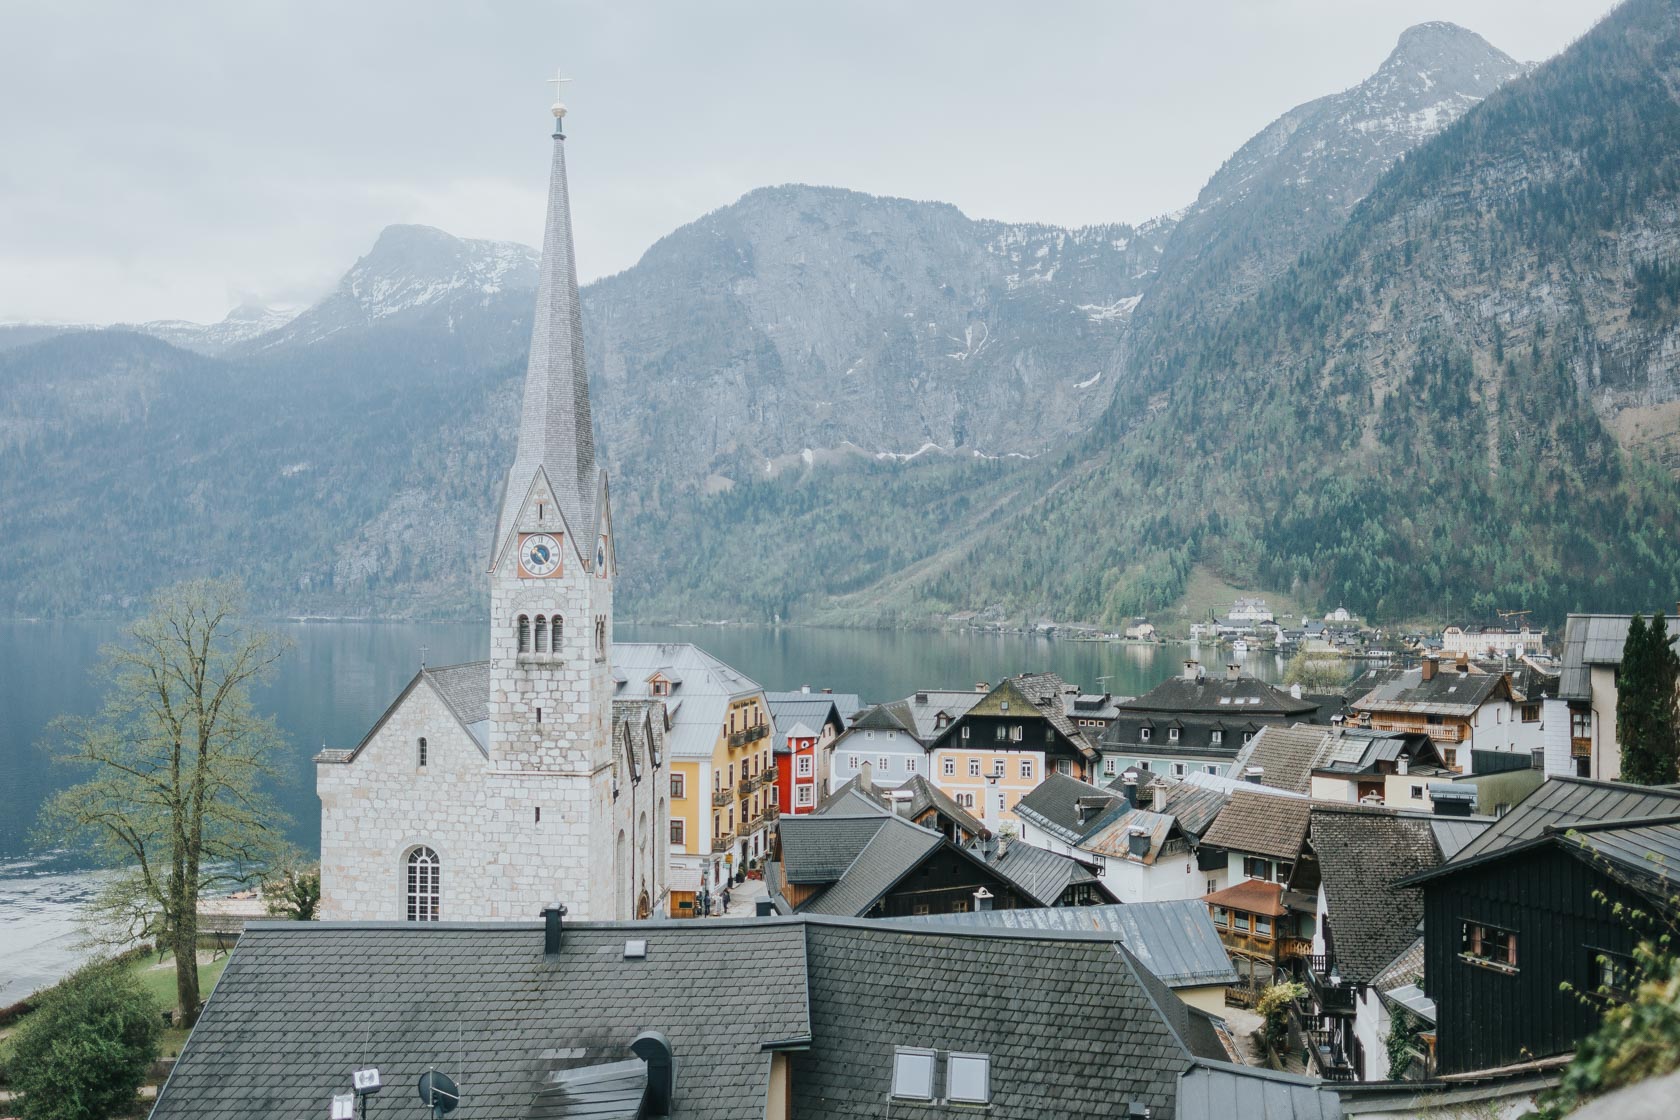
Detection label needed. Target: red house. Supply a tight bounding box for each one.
[776,721,822,816]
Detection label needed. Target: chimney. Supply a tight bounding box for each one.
[1244,766,1264,785]
[1397,756,1409,776]
[1183,660,1200,681]
[1126,826,1151,858]
[1290,682,1303,700]
[1121,774,1139,808]
[822,688,832,694]
[801,684,811,694]
[1457,652,1469,674]
[858,761,873,793]
[1422,656,1438,683]
[973,887,994,912]
[1226,663,1240,681]
[975,682,989,693]
[629,1031,676,1117]
[541,902,567,956]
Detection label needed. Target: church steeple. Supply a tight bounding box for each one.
[493,82,597,568]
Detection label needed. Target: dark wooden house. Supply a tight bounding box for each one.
[1401,778,1680,1074]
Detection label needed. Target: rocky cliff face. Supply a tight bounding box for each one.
[581,186,1174,495]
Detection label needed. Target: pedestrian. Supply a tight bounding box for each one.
[721,886,732,914]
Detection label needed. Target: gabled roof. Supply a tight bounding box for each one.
[1411,777,1680,880]
[151,921,811,1120]
[1227,725,1333,793]
[890,900,1238,988]
[777,815,893,882]
[1014,772,1122,843]
[1151,780,1233,838]
[613,643,763,760]
[320,660,492,763]
[847,703,914,733]
[1204,878,1287,917]
[1201,789,1314,861]
[888,689,987,741]
[1350,665,1513,718]
[926,676,1094,758]
[764,693,847,744]
[1558,614,1680,701]
[812,774,988,839]
[1177,1060,1344,1120]
[1120,673,1318,718]
[983,841,1111,907]
[893,774,988,838]
[1081,807,1180,865]
[1309,805,1444,984]
[796,816,947,916]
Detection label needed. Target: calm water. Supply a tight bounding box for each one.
[0,619,1279,999]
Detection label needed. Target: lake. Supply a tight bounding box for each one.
[0,619,1280,999]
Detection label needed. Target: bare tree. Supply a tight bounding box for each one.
[40,579,291,1027]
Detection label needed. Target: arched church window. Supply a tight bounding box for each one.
[517,615,531,653]
[417,737,427,768]
[552,615,563,648]
[406,846,440,921]
[534,615,548,654]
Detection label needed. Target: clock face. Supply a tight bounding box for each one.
[521,533,562,578]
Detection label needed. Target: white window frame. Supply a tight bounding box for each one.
[943,757,956,776]
[796,755,813,777]
[947,1053,991,1104]
[795,784,815,807]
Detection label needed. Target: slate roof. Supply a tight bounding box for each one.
[890,900,1238,987]
[797,816,946,916]
[1121,673,1319,718]
[151,921,811,1120]
[848,702,915,734]
[1350,665,1513,718]
[160,917,1320,1120]
[791,922,1213,1119]
[1014,772,1122,842]
[1101,712,1259,759]
[1373,937,1426,994]
[1201,789,1315,861]
[765,690,862,734]
[877,689,985,741]
[777,815,893,882]
[813,774,988,839]
[1010,672,1084,740]
[983,841,1111,907]
[925,677,1094,759]
[613,643,763,760]
[320,660,495,763]
[1151,780,1233,838]
[1308,806,1444,984]
[893,774,988,838]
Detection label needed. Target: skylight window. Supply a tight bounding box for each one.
[892,1048,936,1100]
[948,1053,991,1103]
[1218,697,1231,705]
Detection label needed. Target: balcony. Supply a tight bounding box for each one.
[1278,937,1313,962]
[737,779,753,797]
[757,768,778,790]
[1302,1026,1357,1082]
[711,831,735,853]
[728,723,769,749]
[712,789,731,808]
[1307,954,1357,1016]
[1572,736,1593,759]
[764,801,780,821]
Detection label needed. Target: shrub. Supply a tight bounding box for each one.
[1257,981,1307,1054]
[7,958,161,1120]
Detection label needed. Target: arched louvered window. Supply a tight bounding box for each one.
[552,615,563,649]
[534,615,549,654]
[417,737,428,767]
[406,846,440,921]
[517,615,531,653]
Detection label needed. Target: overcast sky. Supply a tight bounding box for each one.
[2,1,1619,325]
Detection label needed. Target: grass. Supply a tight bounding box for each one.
[0,950,232,1074]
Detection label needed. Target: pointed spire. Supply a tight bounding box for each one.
[494,82,596,563]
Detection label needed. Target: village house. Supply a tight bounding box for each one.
[148,911,1345,1120]
[1065,690,1127,734]
[1440,624,1547,659]
[923,674,1097,824]
[818,769,989,846]
[1300,804,1489,1083]
[1397,777,1680,1077]
[1230,724,1452,811]
[1098,661,1328,780]
[613,643,772,912]
[1555,613,1680,780]
[1348,656,1536,774]
[1198,791,1319,987]
[766,688,859,808]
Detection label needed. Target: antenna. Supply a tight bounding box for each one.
[419,644,429,669]
[418,1070,460,1118]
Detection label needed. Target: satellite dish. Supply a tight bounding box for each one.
[418,1071,460,1115]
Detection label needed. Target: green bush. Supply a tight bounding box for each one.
[7,958,161,1120]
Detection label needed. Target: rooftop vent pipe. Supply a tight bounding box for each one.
[1244,766,1264,785]
[630,1031,676,1117]
[541,902,567,956]
[1127,827,1151,858]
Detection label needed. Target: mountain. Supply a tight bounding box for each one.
[240,224,540,358]
[1140,22,1528,329]
[4,10,1677,628]
[129,303,301,355]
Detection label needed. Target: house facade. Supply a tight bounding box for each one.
[924,675,1097,825]
[1349,657,1534,773]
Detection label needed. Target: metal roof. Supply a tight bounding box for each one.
[890,900,1238,987]
[613,643,763,760]
[983,842,1106,907]
[1177,1060,1344,1120]
[1558,614,1679,701]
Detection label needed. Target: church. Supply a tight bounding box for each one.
[317,93,667,923]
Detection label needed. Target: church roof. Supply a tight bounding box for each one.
[318,661,492,764]
[492,112,600,569]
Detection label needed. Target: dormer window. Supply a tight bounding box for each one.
[1140,728,1151,742]
[1211,731,1223,744]
[1168,728,1179,743]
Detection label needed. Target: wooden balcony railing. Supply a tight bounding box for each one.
[728,723,769,749]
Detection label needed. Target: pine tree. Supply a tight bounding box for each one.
[1618,614,1680,785]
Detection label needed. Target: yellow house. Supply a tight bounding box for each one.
[614,642,770,916]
